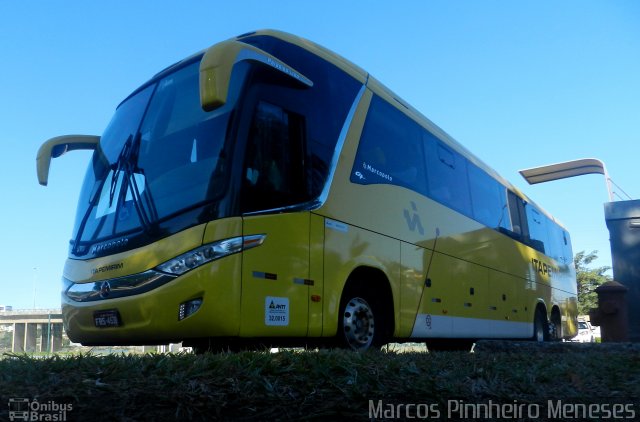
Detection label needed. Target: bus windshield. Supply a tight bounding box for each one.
[71,59,232,255]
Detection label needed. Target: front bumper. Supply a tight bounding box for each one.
[62,255,242,345]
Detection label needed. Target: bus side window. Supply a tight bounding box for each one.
[350,96,426,195]
[562,230,573,265]
[468,163,511,230]
[241,101,308,213]
[424,135,472,216]
[506,190,529,241]
[526,205,548,254]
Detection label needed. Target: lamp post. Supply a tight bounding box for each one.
[520,158,638,342]
[519,158,613,201]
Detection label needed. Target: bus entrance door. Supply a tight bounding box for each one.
[240,213,310,337]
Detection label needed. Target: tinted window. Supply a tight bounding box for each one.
[468,164,511,230]
[350,96,427,194]
[526,205,548,253]
[507,190,529,240]
[561,229,573,265]
[424,134,472,216]
[241,35,360,197]
[545,222,563,263]
[137,64,230,219]
[543,217,573,265]
[241,101,308,212]
[72,61,233,254]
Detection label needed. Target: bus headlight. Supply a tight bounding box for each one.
[156,234,265,275]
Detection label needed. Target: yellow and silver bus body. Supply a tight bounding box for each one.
[41,30,576,347]
[320,79,578,341]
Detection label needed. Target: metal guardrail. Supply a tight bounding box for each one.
[0,309,61,315]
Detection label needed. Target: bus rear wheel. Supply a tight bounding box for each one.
[337,289,388,351]
[549,309,562,341]
[532,308,548,342]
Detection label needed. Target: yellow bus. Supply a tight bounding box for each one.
[37,30,577,352]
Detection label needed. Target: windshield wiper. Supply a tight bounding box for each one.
[109,135,133,207]
[109,132,159,236]
[72,133,159,256]
[123,132,159,235]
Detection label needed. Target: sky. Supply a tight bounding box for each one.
[1,1,638,309]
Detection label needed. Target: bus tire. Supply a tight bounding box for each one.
[549,308,562,341]
[337,287,388,351]
[532,307,548,342]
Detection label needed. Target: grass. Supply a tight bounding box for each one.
[0,342,638,421]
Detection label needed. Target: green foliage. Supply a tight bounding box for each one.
[574,250,612,315]
[0,346,638,421]
[0,330,11,351]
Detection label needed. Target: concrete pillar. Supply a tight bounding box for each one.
[39,321,54,353]
[51,324,63,352]
[25,323,37,352]
[39,319,55,353]
[39,322,47,352]
[605,200,640,342]
[12,323,25,353]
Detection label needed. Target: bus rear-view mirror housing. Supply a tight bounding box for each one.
[199,39,313,111]
[36,135,99,186]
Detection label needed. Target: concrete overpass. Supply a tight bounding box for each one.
[0,309,63,353]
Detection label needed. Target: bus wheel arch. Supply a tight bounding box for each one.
[337,266,394,350]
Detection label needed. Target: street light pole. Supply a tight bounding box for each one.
[519,158,613,201]
[520,158,638,342]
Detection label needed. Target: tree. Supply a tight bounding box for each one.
[574,250,612,315]
[0,327,12,352]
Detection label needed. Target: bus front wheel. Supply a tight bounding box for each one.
[337,287,389,351]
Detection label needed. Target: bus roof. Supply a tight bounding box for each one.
[200,30,566,230]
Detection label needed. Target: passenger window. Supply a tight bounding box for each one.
[468,164,510,230]
[506,191,528,240]
[561,230,573,264]
[526,205,548,253]
[350,96,427,194]
[241,101,309,213]
[425,135,472,216]
[545,223,565,263]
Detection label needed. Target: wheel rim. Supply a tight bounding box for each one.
[342,297,375,350]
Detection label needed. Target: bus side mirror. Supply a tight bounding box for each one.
[199,40,313,111]
[37,135,99,186]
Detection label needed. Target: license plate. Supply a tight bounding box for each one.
[94,309,122,328]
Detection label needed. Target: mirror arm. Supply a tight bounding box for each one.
[37,135,99,186]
